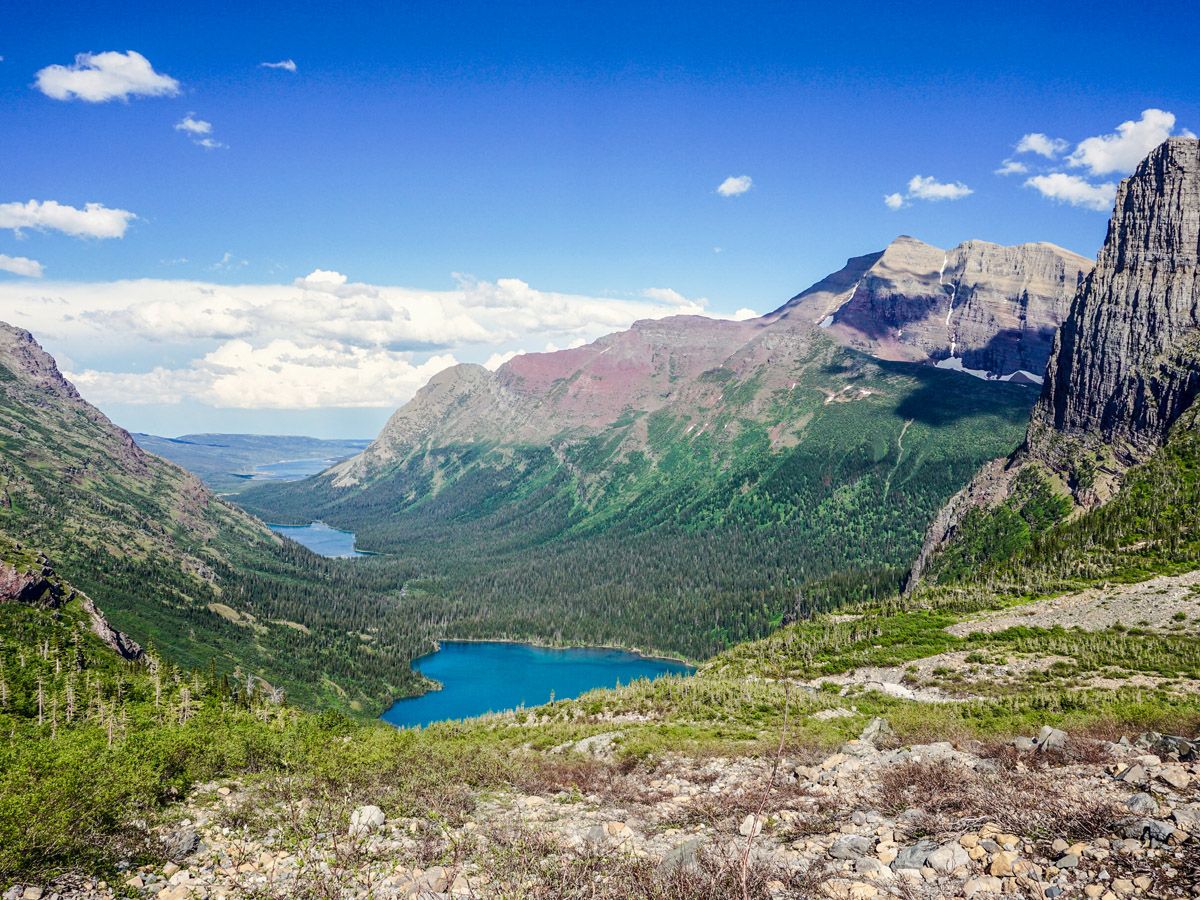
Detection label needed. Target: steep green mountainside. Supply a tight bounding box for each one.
[242,340,1034,660]
[131,433,369,495]
[0,324,430,712]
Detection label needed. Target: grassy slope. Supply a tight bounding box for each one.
[0,353,428,713]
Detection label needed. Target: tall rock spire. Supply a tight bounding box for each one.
[1030,137,1200,465]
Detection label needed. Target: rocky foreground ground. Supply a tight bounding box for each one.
[11,720,1199,900]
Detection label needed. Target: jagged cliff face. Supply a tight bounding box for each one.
[907,138,1200,588]
[1031,137,1200,464]
[773,236,1090,382]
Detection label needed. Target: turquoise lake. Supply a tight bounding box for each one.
[381,641,694,728]
[270,521,365,558]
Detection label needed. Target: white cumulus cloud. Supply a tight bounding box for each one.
[175,114,227,149]
[906,175,973,202]
[483,349,523,371]
[35,50,179,102]
[0,255,44,277]
[1067,108,1181,176]
[0,272,717,410]
[643,287,706,308]
[1015,133,1068,158]
[994,159,1029,176]
[884,176,972,209]
[1024,173,1117,212]
[1012,109,1191,213]
[717,175,753,197]
[0,200,135,239]
[260,59,298,73]
[175,115,212,136]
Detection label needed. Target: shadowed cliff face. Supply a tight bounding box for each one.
[1032,137,1200,465]
[772,236,1090,382]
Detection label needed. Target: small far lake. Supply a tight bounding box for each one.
[270,521,365,558]
[381,640,694,729]
[250,457,338,482]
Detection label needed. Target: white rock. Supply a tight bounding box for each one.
[349,805,386,835]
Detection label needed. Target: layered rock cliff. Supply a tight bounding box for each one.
[1030,136,1200,466]
[772,236,1090,382]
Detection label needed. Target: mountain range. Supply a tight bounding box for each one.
[237,234,1090,659]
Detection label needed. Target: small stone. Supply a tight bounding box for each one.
[162,863,180,878]
[892,840,934,870]
[925,842,969,874]
[989,849,1019,877]
[349,805,386,835]
[1055,853,1079,869]
[1125,793,1158,815]
[1157,765,1190,790]
[1119,764,1148,784]
[1036,725,1069,752]
[739,814,763,837]
[963,876,1002,898]
[859,717,895,745]
[829,834,871,859]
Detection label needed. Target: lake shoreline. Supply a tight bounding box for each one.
[381,638,695,728]
[421,636,696,669]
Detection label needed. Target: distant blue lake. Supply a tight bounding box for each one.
[250,457,336,481]
[270,521,365,558]
[381,641,693,728]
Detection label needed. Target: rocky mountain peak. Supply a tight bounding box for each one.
[776,236,1089,381]
[0,322,82,401]
[1030,137,1200,467]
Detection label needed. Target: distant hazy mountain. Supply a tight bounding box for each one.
[133,432,370,494]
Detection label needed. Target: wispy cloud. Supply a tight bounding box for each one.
[35,51,179,102]
[260,59,298,73]
[0,254,44,278]
[1024,173,1116,212]
[994,159,1029,176]
[175,114,227,149]
[716,175,753,197]
[1015,133,1068,158]
[884,175,972,209]
[0,200,136,238]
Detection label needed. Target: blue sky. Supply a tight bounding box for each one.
[1,0,1196,437]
